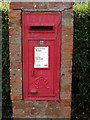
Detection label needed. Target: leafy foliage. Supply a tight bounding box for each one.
[73,2,90,17]
[2,2,12,119]
[72,2,90,120]
[0,1,9,11]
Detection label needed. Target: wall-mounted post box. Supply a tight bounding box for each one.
[22,13,61,100]
[9,2,73,118]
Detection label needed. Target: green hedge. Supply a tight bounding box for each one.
[2,11,12,119]
[72,2,90,119]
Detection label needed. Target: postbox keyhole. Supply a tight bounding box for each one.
[33,70,35,73]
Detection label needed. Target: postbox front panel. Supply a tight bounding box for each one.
[22,13,61,100]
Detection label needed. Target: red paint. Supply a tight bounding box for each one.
[22,12,61,100]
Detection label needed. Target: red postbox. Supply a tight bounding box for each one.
[22,12,61,100]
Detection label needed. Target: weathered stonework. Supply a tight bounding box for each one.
[9,2,73,119]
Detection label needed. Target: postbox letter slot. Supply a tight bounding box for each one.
[30,26,53,31]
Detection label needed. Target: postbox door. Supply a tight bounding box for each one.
[22,12,61,100]
[28,41,55,97]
